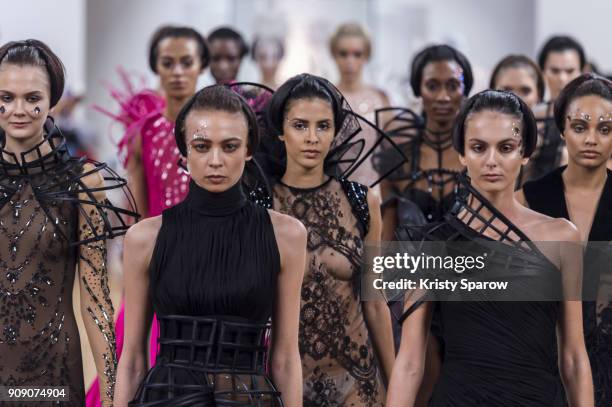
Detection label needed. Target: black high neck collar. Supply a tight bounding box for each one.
[0,123,71,176]
[186,179,247,216]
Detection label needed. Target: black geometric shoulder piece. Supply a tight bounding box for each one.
[375,107,425,139]
[389,172,558,324]
[226,82,276,208]
[371,107,425,181]
[40,158,140,246]
[339,178,370,236]
[0,121,140,246]
[328,110,409,188]
[448,172,547,259]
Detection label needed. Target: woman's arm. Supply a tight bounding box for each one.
[557,226,593,407]
[113,218,160,406]
[362,189,395,383]
[380,179,399,241]
[126,132,148,218]
[76,167,118,406]
[387,302,433,407]
[269,212,307,407]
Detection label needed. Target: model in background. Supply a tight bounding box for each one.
[489,54,545,183]
[330,22,390,189]
[490,54,544,110]
[531,35,586,180]
[260,74,395,406]
[115,85,305,406]
[208,26,249,84]
[378,44,473,239]
[252,36,284,90]
[0,39,137,406]
[375,45,473,405]
[521,74,612,407]
[388,90,593,406]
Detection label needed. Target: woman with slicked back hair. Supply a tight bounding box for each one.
[388,90,592,406]
[115,84,305,406]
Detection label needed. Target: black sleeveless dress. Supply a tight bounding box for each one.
[397,176,566,406]
[130,180,283,406]
[524,166,612,407]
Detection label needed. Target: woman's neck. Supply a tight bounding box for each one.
[261,71,278,89]
[337,75,364,93]
[563,160,608,191]
[2,130,48,163]
[469,181,520,220]
[164,94,191,123]
[281,164,327,189]
[425,118,454,135]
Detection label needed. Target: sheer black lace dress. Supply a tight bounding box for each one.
[0,123,137,406]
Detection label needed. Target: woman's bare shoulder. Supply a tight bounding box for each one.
[521,207,580,242]
[124,216,163,251]
[268,209,307,242]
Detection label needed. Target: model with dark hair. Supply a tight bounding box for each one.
[388,90,593,406]
[530,35,586,181]
[489,54,547,183]
[490,54,545,109]
[115,84,306,406]
[208,26,249,84]
[258,73,399,406]
[374,45,472,404]
[519,73,612,407]
[330,22,391,190]
[378,44,473,239]
[538,35,586,101]
[0,39,137,406]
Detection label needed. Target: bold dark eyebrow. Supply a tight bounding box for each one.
[189,136,244,143]
[567,117,588,123]
[498,138,520,144]
[466,137,519,145]
[0,90,44,96]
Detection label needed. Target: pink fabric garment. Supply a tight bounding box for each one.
[139,113,190,216]
[87,75,189,406]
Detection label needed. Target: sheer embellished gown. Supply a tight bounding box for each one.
[130,180,283,406]
[273,177,385,407]
[0,126,136,406]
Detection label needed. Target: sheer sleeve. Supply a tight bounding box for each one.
[76,166,117,405]
[72,161,139,405]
